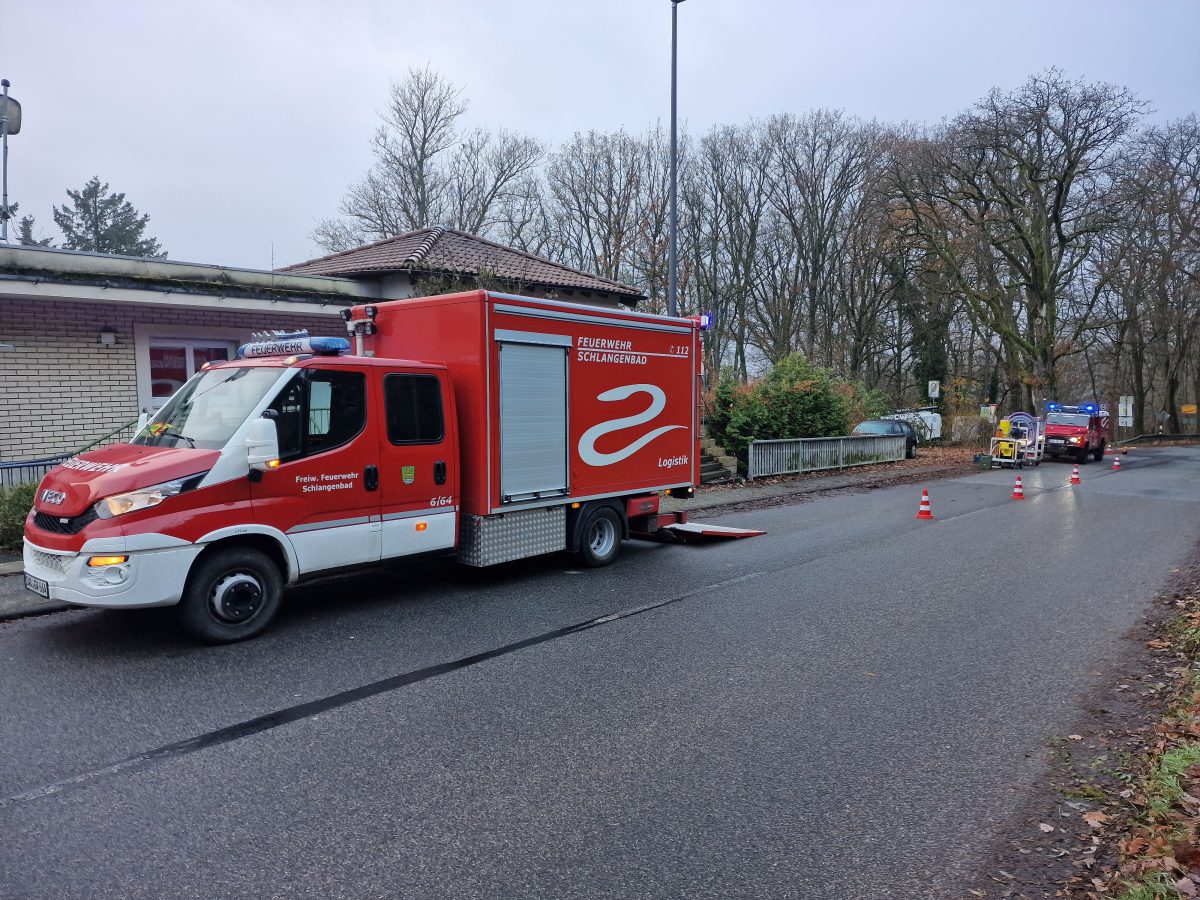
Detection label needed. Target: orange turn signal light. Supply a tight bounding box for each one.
[415,521,428,532]
[266,459,281,469]
[87,555,129,567]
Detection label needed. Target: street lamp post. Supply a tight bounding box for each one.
[668,0,685,318]
[1,79,12,243]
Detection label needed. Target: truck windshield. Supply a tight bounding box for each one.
[132,367,287,450]
[1046,413,1091,427]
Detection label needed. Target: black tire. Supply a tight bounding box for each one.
[177,546,283,643]
[906,441,916,459]
[1093,441,1105,462]
[1077,447,1088,465]
[577,506,623,568]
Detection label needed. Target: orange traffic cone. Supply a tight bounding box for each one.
[1112,455,1121,471]
[1011,474,1026,500]
[915,488,934,520]
[1070,465,1081,485]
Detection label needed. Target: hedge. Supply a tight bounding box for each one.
[706,353,891,472]
[0,483,36,551]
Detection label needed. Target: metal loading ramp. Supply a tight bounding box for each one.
[659,522,766,541]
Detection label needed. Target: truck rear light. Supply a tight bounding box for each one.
[87,555,129,567]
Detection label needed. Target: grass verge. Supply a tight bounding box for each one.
[1092,563,1200,899]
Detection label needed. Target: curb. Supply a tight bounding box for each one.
[0,560,23,577]
[0,596,73,624]
[670,463,973,516]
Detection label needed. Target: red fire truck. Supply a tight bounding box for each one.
[1043,402,1109,463]
[23,291,714,642]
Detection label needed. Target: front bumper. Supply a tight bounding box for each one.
[1045,441,1086,454]
[22,539,203,609]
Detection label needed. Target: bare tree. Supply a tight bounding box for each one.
[888,71,1148,409]
[314,66,544,249]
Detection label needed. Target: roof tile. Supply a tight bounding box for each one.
[280,228,643,301]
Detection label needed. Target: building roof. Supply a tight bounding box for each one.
[0,244,374,315]
[279,227,645,303]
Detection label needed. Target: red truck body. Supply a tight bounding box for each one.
[22,290,704,641]
[1043,404,1109,462]
[358,290,701,516]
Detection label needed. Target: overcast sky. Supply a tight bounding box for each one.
[6,0,1198,270]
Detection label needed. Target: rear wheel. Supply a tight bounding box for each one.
[577,506,622,568]
[177,546,282,643]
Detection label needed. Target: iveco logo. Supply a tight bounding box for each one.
[40,489,66,506]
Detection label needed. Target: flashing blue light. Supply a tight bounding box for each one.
[1047,402,1061,411]
[238,335,350,359]
[1081,403,1098,413]
[698,312,713,331]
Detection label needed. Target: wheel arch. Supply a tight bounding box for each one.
[194,526,297,584]
[565,499,629,553]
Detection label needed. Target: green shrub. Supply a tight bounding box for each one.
[0,482,36,550]
[707,353,854,470]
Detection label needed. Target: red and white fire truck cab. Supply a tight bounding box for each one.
[1043,402,1109,463]
[23,291,704,642]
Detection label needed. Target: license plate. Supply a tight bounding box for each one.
[1048,438,1064,444]
[23,573,50,598]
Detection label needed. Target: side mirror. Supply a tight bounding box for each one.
[246,417,280,471]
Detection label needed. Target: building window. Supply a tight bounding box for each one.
[137,329,241,414]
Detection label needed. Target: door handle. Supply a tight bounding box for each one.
[434,461,446,485]
[365,465,379,491]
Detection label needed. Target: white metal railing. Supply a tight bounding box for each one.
[747,434,906,479]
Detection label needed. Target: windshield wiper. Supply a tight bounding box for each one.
[152,425,196,448]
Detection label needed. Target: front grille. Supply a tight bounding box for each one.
[30,548,73,575]
[34,508,99,535]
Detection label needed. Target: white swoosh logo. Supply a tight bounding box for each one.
[578,384,686,467]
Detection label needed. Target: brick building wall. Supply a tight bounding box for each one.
[0,296,339,460]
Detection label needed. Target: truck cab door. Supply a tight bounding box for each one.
[251,365,381,574]
[375,368,458,559]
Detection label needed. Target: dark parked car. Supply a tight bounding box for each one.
[852,419,918,458]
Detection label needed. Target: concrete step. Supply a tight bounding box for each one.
[699,449,738,485]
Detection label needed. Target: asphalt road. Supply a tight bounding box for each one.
[1,448,1198,899]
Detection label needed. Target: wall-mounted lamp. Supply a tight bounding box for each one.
[98,325,118,346]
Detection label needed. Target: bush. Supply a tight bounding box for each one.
[0,482,36,550]
[706,353,855,470]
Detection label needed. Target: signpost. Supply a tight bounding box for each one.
[1118,395,1134,429]
[927,380,940,400]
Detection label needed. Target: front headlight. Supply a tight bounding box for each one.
[94,473,205,519]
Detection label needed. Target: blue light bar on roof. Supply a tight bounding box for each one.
[238,335,350,359]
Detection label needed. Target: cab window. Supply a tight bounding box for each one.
[384,374,444,444]
[268,369,367,460]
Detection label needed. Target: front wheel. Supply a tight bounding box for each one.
[577,506,623,568]
[1093,441,1105,462]
[1077,448,1089,465]
[177,546,283,643]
